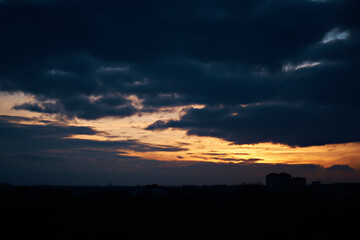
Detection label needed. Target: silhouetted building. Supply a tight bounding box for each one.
[266,173,292,192]
[312,180,321,186]
[292,177,306,190]
[267,173,307,192]
[145,184,160,189]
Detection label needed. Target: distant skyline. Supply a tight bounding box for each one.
[0,0,359,185]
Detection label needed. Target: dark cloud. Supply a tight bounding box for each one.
[0,114,194,183]
[0,0,359,147]
[146,103,360,147]
[212,157,263,163]
[327,165,357,172]
[13,95,136,120]
[0,115,186,154]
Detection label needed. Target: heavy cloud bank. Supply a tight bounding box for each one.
[0,0,360,147]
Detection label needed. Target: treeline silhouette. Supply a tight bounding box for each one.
[1,183,359,239]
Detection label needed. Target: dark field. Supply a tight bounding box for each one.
[1,183,359,240]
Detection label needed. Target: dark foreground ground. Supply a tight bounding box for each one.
[1,183,359,240]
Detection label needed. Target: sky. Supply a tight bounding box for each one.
[0,0,359,185]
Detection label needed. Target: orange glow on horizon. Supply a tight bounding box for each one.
[1,92,360,170]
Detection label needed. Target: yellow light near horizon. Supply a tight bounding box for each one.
[1,92,360,170]
[0,91,39,117]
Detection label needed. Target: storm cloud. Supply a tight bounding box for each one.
[146,103,360,147]
[0,115,186,155]
[1,0,360,147]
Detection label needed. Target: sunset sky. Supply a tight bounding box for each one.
[0,0,359,185]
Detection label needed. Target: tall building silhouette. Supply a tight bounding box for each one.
[266,173,292,192]
[266,173,307,192]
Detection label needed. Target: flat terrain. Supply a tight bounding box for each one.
[1,183,359,239]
